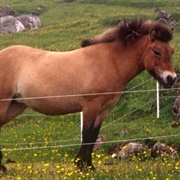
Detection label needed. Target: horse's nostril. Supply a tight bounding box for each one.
[167,75,176,85]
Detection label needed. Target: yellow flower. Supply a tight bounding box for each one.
[65,153,68,157]
[61,167,65,172]
[122,146,127,149]
[68,172,73,177]
[44,163,49,167]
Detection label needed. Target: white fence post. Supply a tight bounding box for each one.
[156,81,160,118]
[80,112,83,142]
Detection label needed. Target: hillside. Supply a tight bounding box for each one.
[0,0,179,179]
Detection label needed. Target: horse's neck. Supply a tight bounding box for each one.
[115,37,149,86]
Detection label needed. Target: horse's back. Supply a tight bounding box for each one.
[0,44,121,115]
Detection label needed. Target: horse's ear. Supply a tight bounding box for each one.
[170,27,174,34]
[150,29,157,41]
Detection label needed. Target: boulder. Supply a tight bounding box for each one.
[171,120,180,127]
[0,6,41,34]
[115,128,130,137]
[93,135,107,151]
[117,142,148,159]
[109,142,148,159]
[0,16,25,34]
[172,96,180,116]
[151,141,178,158]
[0,5,15,18]
[155,8,177,28]
[17,14,41,30]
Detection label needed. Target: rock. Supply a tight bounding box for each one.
[115,128,130,137]
[93,135,107,151]
[107,143,121,157]
[172,96,180,116]
[17,14,41,30]
[117,142,148,159]
[0,5,15,18]
[155,8,177,28]
[0,6,41,34]
[171,120,180,127]
[172,73,180,93]
[108,142,148,159]
[0,15,25,34]
[151,141,178,158]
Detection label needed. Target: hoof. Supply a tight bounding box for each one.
[87,165,96,172]
[0,164,7,173]
[74,157,96,172]
[6,159,16,164]
[74,157,84,171]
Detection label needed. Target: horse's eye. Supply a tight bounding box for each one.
[153,49,161,57]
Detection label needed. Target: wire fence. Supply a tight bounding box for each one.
[2,134,180,152]
[0,77,179,152]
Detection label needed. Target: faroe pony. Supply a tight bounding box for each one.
[0,19,177,170]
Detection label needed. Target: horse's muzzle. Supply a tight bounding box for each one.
[160,72,177,88]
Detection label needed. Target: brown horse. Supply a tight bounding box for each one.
[0,19,177,170]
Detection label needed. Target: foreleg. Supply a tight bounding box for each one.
[75,106,109,171]
[86,109,109,168]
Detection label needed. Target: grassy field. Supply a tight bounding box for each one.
[0,0,180,179]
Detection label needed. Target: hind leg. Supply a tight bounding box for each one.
[1,101,27,126]
[0,101,27,127]
[0,101,26,172]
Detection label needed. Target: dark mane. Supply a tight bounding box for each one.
[81,19,173,47]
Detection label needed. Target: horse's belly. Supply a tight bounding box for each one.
[19,98,82,116]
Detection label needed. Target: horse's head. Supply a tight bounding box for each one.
[143,28,177,88]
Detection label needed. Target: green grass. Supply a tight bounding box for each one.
[0,0,180,179]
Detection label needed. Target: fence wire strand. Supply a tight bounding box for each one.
[0,78,179,152]
[0,87,179,103]
[2,134,180,152]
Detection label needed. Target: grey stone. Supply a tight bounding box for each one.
[151,141,178,158]
[0,16,25,34]
[117,142,148,159]
[17,14,41,30]
[0,5,15,18]
[172,96,180,116]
